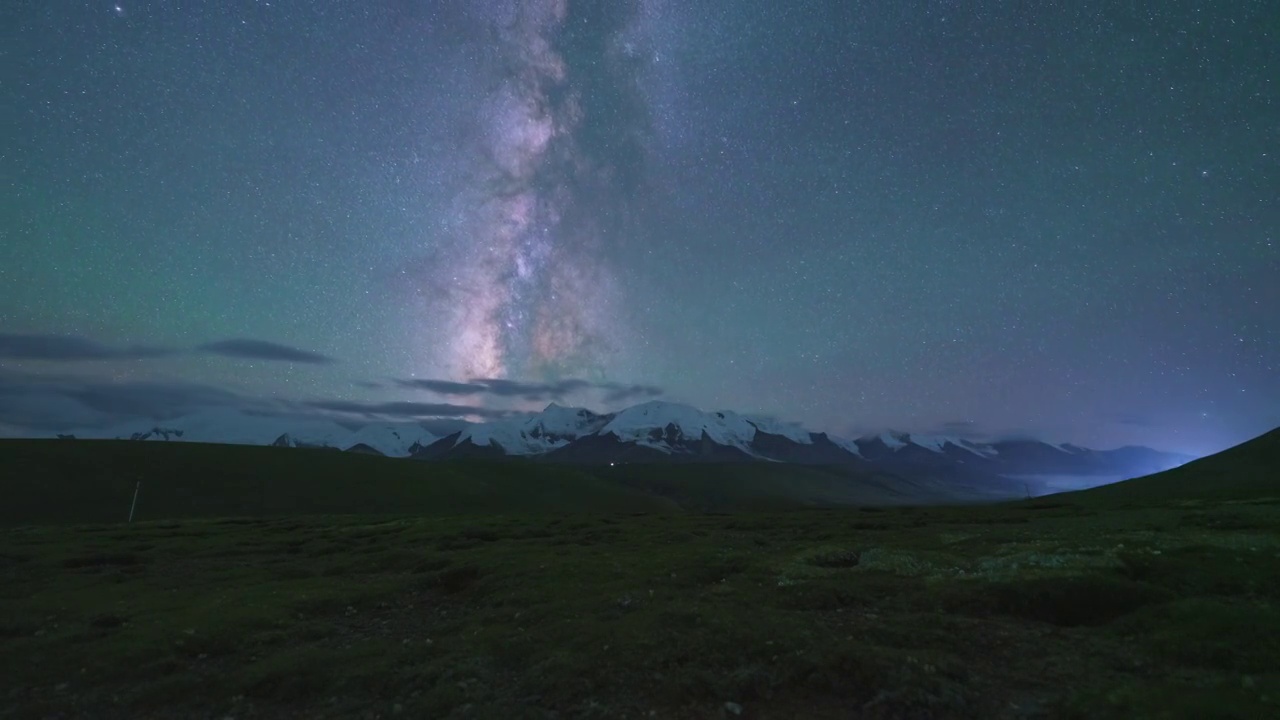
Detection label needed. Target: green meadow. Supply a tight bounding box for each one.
[2,436,1277,719]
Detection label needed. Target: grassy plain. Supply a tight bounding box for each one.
[1,436,1277,719]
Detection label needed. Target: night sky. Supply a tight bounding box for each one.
[3,1,1278,456]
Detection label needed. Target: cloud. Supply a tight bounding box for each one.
[598,382,664,404]
[394,377,663,404]
[198,339,336,364]
[65,380,244,419]
[930,420,987,439]
[302,399,511,420]
[395,379,487,396]
[0,369,247,431]
[0,368,510,434]
[0,332,339,366]
[470,378,593,399]
[0,332,174,361]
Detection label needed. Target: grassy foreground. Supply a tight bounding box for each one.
[0,439,986,526]
[3,491,1279,719]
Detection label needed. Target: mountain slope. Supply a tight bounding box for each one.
[414,402,1188,496]
[47,400,1192,494]
[1063,426,1280,503]
[595,401,762,455]
[413,404,612,459]
[0,439,681,525]
[341,423,438,457]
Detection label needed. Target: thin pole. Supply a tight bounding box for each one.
[129,481,141,523]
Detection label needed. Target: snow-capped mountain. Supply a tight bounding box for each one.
[599,402,762,453]
[51,400,1192,486]
[341,422,439,457]
[413,403,612,459]
[411,402,1191,486]
[854,431,997,459]
[416,401,837,463]
[850,431,1192,481]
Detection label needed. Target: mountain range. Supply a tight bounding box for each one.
[55,401,1194,494]
[58,407,436,458]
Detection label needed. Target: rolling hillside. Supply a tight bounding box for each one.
[1061,426,1279,504]
[0,439,994,525]
[0,440,677,525]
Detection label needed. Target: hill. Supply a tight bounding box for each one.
[0,439,1010,525]
[0,440,677,525]
[1059,426,1280,504]
[2,429,1279,718]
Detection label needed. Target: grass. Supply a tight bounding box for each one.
[4,499,1279,718]
[1,435,1277,718]
[0,439,997,526]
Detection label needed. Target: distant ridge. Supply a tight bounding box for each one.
[41,400,1193,491]
[55,408,437,457]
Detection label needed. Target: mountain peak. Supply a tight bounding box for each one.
[599,402,760,454]
[452,402,610,455]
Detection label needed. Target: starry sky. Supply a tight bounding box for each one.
[3,0,1278,456]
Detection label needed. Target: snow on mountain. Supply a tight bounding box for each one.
[907,434,999,457]
[598,401,761,454]
[453,403,612,455]
[829,435,864,458]
[955,439,1000,458]
[343,422,437,457]
[854,431,998,458]
[743,415,814,444]
[44,398,1189,487]
[526,403,614,439]
[904,434,952,453]
[862,432,909,450]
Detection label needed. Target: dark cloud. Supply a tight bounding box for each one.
[199,339,336,364]
[0,369,511,435]
[0,333,339,366]
[352,380,383,390]
[65,381,243,419]
[0,365,657,437]
[930,420,987,439]
[599,382,663,404]
[471,378,593,399]
[302,399,511,420]
[394,376,663,404]
[0,369,246,431]
[992,433,1045,443]
[0,333,174,361]
[394,379,486,396]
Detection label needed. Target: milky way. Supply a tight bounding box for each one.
[432,1,648,384]
[8,1,1278,453]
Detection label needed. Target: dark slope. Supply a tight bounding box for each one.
[410,432,511,461]
[1,435,1018,525]
[588,462,996,510]
[0,439,677,525]
[750,431,865,465]
[1058,427,1279,503]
